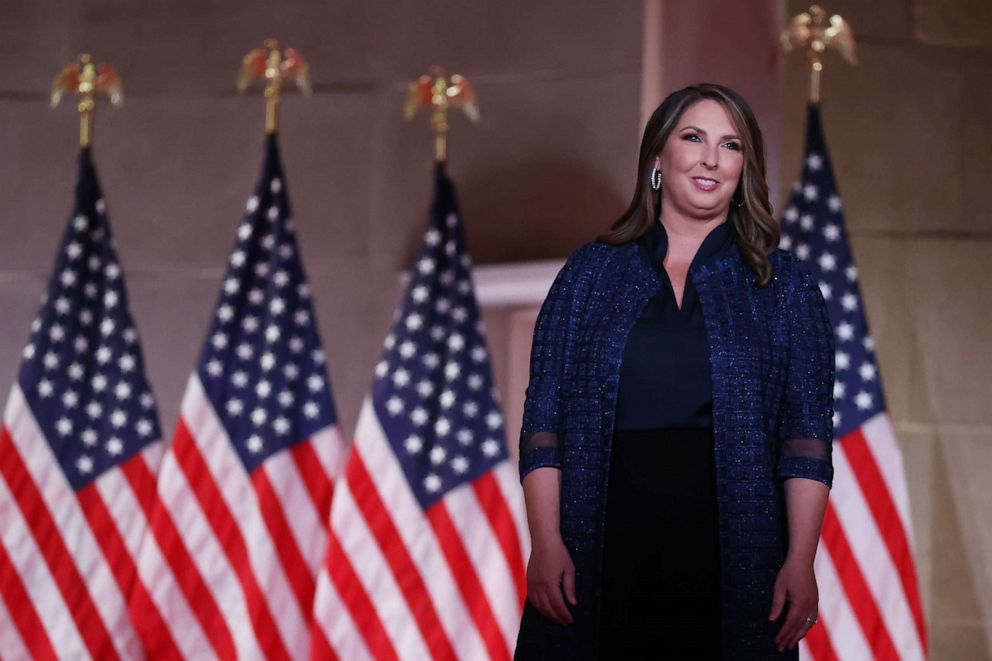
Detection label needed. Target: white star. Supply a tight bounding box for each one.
[817,252,837,272]
[430,446,447,465]
[246,196,259,212]
[73,215,88,231]
[260,352,276,371]
[248,289,264,305]
[114,382,132,400]
[284,363,299,380]
[451,456,469,474]
[217,304,234,322]
[863,336,875,351]
[457,429,474,445]
[211,332,229,350]
[375,361,389,378]
[303,401,320,419]
[485,412,503,430]
[96,345,112,364]
[833,411,842,428]
[84,283,97,299]
[434,418,451,436]
[293,309,309,326]
[439,390,455,408]
[265,325,281,343]
[92,374,108,392]
[481,439,500,457]
[206,359,223,376]
[386,396,404,415]
[467,374,483,391]
[298,283,311,299]
[49,324,65,342]
[77,455,94,474]
[106,437,123,456]
[405,435,423,454]
[855,390,873,410]
[141,393,155,409]
[800,214,814,231]
[273,416,290,435]
[278,390,294,407]
[289,336,304,353]
[447,334,464,351]
[423,353,440,369]
[823,223,841,242]
[269,298,285,315]
[412,286,429,303]
[110,409,127,428]
[307,375,325,392]
[410,407,428,426]
[430,326,445,342]
[60,269,77,287]
[136,419,153,437]
[275,271,290,288]
[406,314,423,331]
[79,309,94,326]
[845,265,858,282]
[470,347,487,363]
[56,417,73,436]
[399,341,416,359]
[424,229,441,246]
[100,318,115,337]
[43,352,59,370]
[22,344,35,360]
[256,380,272,398]
[224,278,240,295]
[806,153,823,171]
[267,206,279,221]
[240,316,259,333]
[841,293,858,312]
[444,362,461,380]
[837,322,854,341]
[463,401,479,417]
[238,222,252,240]
[828,195,842,212]
[835,352,850,370]
[62,390,79,408]
[803,183,819,201]
[123,327,136,343]
[119,354,136,372]
[435,298,451,314]
[859,362,877,382]
[416,380,434,397]
[247,434,264,454]
[795,244,810,260]
[251,407,267,426]
[833,381,846,399]
[237,343,254,361]
[424,474,442,493]
[417,258,436,275]
[86,402,103,418]
[224,372,246,391]
[784,207,799,222]
[55,297,71,314]
[392,369,410,387]
[82,429,98,446]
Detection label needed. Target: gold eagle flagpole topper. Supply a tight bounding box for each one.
[780,4,857,103]
[404,66,479,164]
[237,39,312,135]
[51,54,123,149]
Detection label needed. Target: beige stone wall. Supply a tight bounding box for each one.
[781,0,992,657]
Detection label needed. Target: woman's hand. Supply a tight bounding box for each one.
[768,557,819,652]
[526,535,577,625]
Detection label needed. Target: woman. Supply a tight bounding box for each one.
[515,83,835,660]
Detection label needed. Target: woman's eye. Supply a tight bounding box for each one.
[723,142,741,151]
[682,133,701,142]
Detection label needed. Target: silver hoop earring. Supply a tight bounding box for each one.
[651,168,661,191]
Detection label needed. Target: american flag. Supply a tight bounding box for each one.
[0,149,165,658]
[130,136,346,659]
[781,105,928,661]
[310,164,528,660]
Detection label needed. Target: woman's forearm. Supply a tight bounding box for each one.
[782,478,830,566]
[522,466,563,546]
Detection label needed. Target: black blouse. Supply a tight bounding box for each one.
[614,219,737,430]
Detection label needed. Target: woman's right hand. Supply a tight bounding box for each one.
[526,535,577,624]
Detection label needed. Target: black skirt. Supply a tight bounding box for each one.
[600,427,722,660]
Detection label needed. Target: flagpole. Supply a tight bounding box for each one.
[50,54,124,150]
[780,4,858,103]
[404,66,480,164]
[237,39,312,135]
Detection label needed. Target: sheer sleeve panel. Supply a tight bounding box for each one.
[518,254,583,481]
[776,258,836,488]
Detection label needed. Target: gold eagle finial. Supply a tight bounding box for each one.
[51,54,123,148]
[404,66,479,163]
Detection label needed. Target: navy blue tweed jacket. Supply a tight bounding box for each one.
[515,235,835,660]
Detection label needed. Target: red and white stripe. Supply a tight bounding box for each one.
[310,399,529,661]
[807,412,928,661]
[131,375,344,660]
[0,386,169,660]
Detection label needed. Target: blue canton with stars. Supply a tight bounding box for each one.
[198,136,337,474]
[779,104,886,439]
[372,164,508,509]
[18,149,163,491]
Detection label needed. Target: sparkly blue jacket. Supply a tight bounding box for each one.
[515,236,835,660]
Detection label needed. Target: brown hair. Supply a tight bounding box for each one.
[598,83,779,287]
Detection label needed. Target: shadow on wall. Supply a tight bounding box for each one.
[452,162,629,265]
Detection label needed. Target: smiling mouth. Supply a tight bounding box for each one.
[692,177,719,190]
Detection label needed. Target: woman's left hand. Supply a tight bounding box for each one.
[768,557,819,652]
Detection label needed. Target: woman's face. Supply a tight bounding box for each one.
[655,99,745,219]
